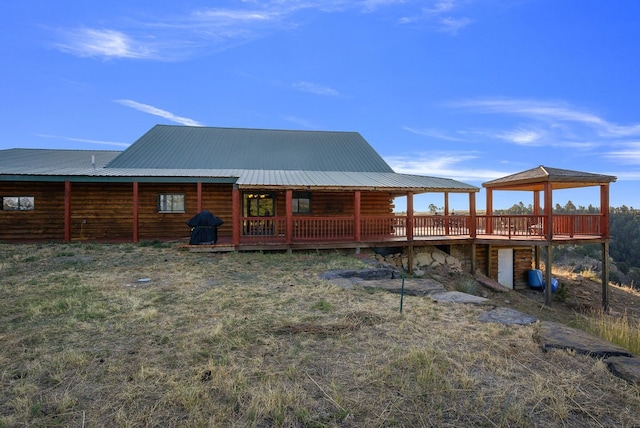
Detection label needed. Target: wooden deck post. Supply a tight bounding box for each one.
[64,181,71,242]
[407,191,414,242]
[197,182,202,213]
[486,189,493,234]
[232,186,240,246]
[545,244,553,307]
[544,182,553,240]
[602,242,610,311]
[471,243,477,274]
[443,192,449,235]
[533,189,541,270]
[132,182,139,243]
[286,189,293,244]
[354,191,361,243]
[600,183,610,238]
[469,191,476,238]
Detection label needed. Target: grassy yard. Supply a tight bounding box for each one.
[1,243,640,427]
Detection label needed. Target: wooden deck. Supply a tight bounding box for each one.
[184,214,608,252]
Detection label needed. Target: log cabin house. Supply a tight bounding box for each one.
[0,125,616,307]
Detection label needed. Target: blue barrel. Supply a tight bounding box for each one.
[528,269,544,289]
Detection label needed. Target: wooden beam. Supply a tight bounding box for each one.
[64,181,71,242]
[544,182,553,240]
[600,183,610,238]
[469,192,476,238]
[232,186,240,246]
[133,182,139,243]
[197,182,203,213]
[354,190,361,242]
[545,244,552,307]
[471,243,477,274]
[602,242,610,311]
[286,189,293,244]
[533,190,540,216]
[444,192,449,235]
[407,191,414,241]
[486,189,493,234]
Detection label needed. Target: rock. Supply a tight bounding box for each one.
[445,255,460,267]
[360,278,446,296]
[318,268,396,281]
[430,291,489,305]
[479,307,537,325]
[432,251,447,265]
[606,356,640,385]
[475,272,510,293]
[415,252,433,267]
[535,321,633,358]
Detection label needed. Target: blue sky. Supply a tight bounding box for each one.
[2,0,639,211]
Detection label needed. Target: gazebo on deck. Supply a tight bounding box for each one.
[482,166,617,308]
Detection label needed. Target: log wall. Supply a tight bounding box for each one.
[137,183,234,240]
[0,182,66,240]
[478,245,533,289]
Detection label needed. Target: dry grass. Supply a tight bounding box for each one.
[1,242,640,427]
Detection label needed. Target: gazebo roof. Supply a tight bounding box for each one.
[482,166,617,191]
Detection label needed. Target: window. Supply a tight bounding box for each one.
[158,194,185,213]
[243,192,275,217]
[292,191,311,214]
[3,196,34,211]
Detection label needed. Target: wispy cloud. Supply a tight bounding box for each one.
[494,128,543,145]
[281,115,318,129]
[399,0,472,34]
[451,98,640,137]
[403,126,467,142]
[604,142,640,165]
[53,1,475,60]
[36,134,130,148]
[292,81,341,96]
[436,16,472,34]
[54,28,160,60]
[115,99,204,126]
[385,151,508,182]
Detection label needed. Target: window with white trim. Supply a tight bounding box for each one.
[158,194,185,213]
[2,196,34,211]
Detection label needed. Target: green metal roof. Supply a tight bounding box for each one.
[0,126,479,193]
[0,148,120,172]
[483,165,617,189]
[106,125,395,173]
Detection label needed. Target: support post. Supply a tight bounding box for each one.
[444,192,449,235]
[407,244,414,275]
[600,184,610,238]
[469,191,476,238]
[471,243,477,274]
[545,244,553,307]
[64,181,71,242]
[286,189,293,244]
[354,190,361,242]
[602,242,610,311]
[486,189,493,234]
[407,191,414,242]
[197,182,203,213]
[133,182,139,243]
[533,190,540,215]
[544,182,553,239]
[232,186,240,246]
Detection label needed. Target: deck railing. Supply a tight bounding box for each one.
[238,214,604,244]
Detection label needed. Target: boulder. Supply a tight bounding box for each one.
[432,251,447,265]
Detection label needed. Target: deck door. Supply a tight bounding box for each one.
[497,248,514,289]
